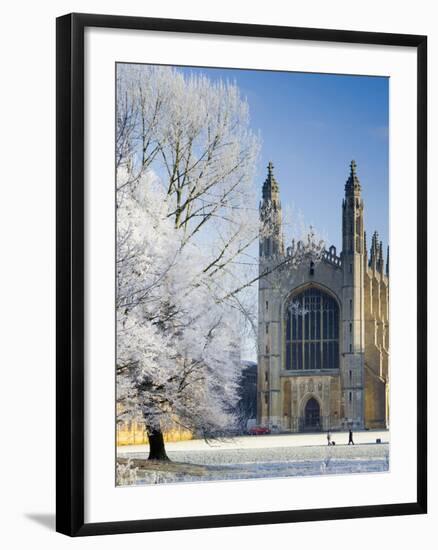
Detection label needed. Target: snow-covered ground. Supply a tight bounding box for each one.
[121,429,389,454]
[117,430,390,485]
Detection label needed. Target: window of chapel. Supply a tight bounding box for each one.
[285,287,339,371]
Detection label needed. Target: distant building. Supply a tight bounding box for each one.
[235,361,257,430]
[258,161,389,432]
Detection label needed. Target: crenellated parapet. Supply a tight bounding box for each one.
[322,245,342,268]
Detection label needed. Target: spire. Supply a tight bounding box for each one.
[345,159,362,195]
[262,161,280,202]
[260,161,283,257]
[378,240,384,273]
[369,230,379,268]
[342,160,364,257]
[386,245,389,277]
[363,230,368,266]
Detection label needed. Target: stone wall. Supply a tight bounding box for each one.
[116,421,193,446]
[364,266,389,428]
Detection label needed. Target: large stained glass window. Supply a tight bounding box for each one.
[285,287,339,371]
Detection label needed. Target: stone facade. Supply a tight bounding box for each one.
[257,161,389,432]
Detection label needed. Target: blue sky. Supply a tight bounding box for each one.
[178,66,389,252]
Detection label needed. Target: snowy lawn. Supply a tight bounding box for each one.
[117,431,389,485]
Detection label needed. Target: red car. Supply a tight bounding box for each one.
[248,426,271,435]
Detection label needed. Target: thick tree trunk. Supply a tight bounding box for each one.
[147,428,170,461]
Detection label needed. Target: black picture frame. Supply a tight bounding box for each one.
[56,12,427,537]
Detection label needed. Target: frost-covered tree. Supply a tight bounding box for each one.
[117,176,242,459]
[116,65,325,460]
[116,65,260,270]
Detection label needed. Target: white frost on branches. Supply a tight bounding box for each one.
[116,65,263,438]
[117,175,242,436]
[116,64,325,441]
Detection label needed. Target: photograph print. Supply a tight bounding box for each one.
[115,62,389,486]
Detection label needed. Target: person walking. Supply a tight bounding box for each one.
[327,431,331,446]
[348,428,354,445]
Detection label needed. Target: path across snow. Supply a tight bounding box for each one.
[120,429,389,454]
[117,431,390,485]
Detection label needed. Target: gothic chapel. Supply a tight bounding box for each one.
[257,161,389,432]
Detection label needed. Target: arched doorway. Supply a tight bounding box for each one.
[304,397,321,430]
